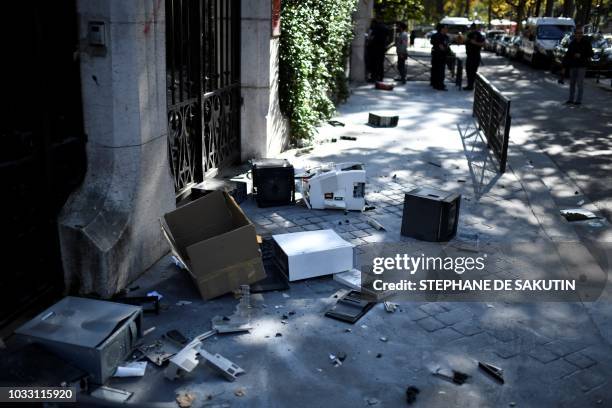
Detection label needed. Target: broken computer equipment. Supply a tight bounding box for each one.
[298,162,366,211]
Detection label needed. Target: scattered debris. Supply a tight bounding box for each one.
[345,328,352,333]
[164,330,218,380]
[457,179,466,183]
[368,112,398,127]
[577,199,585,206]
[212,286,252,333]
[114,295,160,314]
[234,388,246,397]
[114,361,147,378]
[199,349,245,382]
[433,368,470,385]
[376,353,383,358]
[405,386,420,405]
[340,136,357,141]
[147,290,163,300]
[275,333,283,337]
[479,361,504,384]
[363,205,376,211]
[383,301,398,313]
[330,352,347,367]
[328,120,345,127]
[365,397,381,405]
[176,392,196,408]
[282,293,290,298]
[298,162,366,211]
[325,290,375,324]
[90,386,133,403]
[367,218,385,231]
[176,300,192,306]
[560,208,598,221]
[171,255,187,270]
[143,327,156,336]
[427,161,442,168]
[161,191,266,300]
[374,81,395,91]
[14,296,143,384]
[273,230,354,281]
[379,337,388,342]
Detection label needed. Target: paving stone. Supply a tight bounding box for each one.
[303,224,320,231]
[493,341,521,359]
[416,316,446,332]
[306,216,325,223]
[452,320,483,336]
[564,352,597,369]
[351,230,370,238]
[403,307,429,321]
[419,303,447,316]
[339,232,354,241]
[353,222,370,230]
[528,345,561,364]
[544,340,584,357]
[343,224,358,232]
[545,358,581,379]
[435,308,472,325]
[286,226,303,233]
[430,327,465,343]
[568,368,607,392]
[294,218,312,226]
[487,328,519,343]
[253,217,273,225]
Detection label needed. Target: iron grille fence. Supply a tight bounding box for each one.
[473,73,511,173]
[166,0,241,199]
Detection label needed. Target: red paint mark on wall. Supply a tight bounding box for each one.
[144,0,162,35]
[272,0,281,37]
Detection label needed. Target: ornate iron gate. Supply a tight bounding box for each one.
[166,0,241,199]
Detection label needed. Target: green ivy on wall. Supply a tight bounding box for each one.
[279,0,358,143]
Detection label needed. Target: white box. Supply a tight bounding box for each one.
[272,230,354,281]
[301,163,366,211]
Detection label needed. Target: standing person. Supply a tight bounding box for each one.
[562,26,593,106]
[410,29,416,47]
[395,22,409,83]
[368,19,389,82]
[464,23,485,91]
[430,24,450,91]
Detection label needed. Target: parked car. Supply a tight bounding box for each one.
[485,30,505,51]
[506,36,523,59]
[520,17,575,67]
[552,33,612,75]
[495,35,514,56]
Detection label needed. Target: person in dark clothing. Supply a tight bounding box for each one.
[562,26,593,106]
[367,19,389,82]
[464,23,485,90]
[410,30,416,47]
[430,24,450,91]
[395,22,409,83]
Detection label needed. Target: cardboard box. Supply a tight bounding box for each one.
[161,191,266,300]
[272,230,354,281]
[14,297,142,384]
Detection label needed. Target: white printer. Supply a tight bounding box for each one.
[299,162,366,211]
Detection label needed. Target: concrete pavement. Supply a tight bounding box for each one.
[98,47,612,407]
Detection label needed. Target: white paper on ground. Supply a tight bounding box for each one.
[114,361,147,377]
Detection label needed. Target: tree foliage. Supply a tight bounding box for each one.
[279,0,358,143]
[375,0,425,21]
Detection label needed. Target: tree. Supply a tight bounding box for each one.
[544,0,554,15]
[375,0,425,21]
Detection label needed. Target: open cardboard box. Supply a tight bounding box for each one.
[160,191,265,300]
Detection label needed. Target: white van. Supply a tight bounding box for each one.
[520,17,575,66]
[440,17,471,44]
